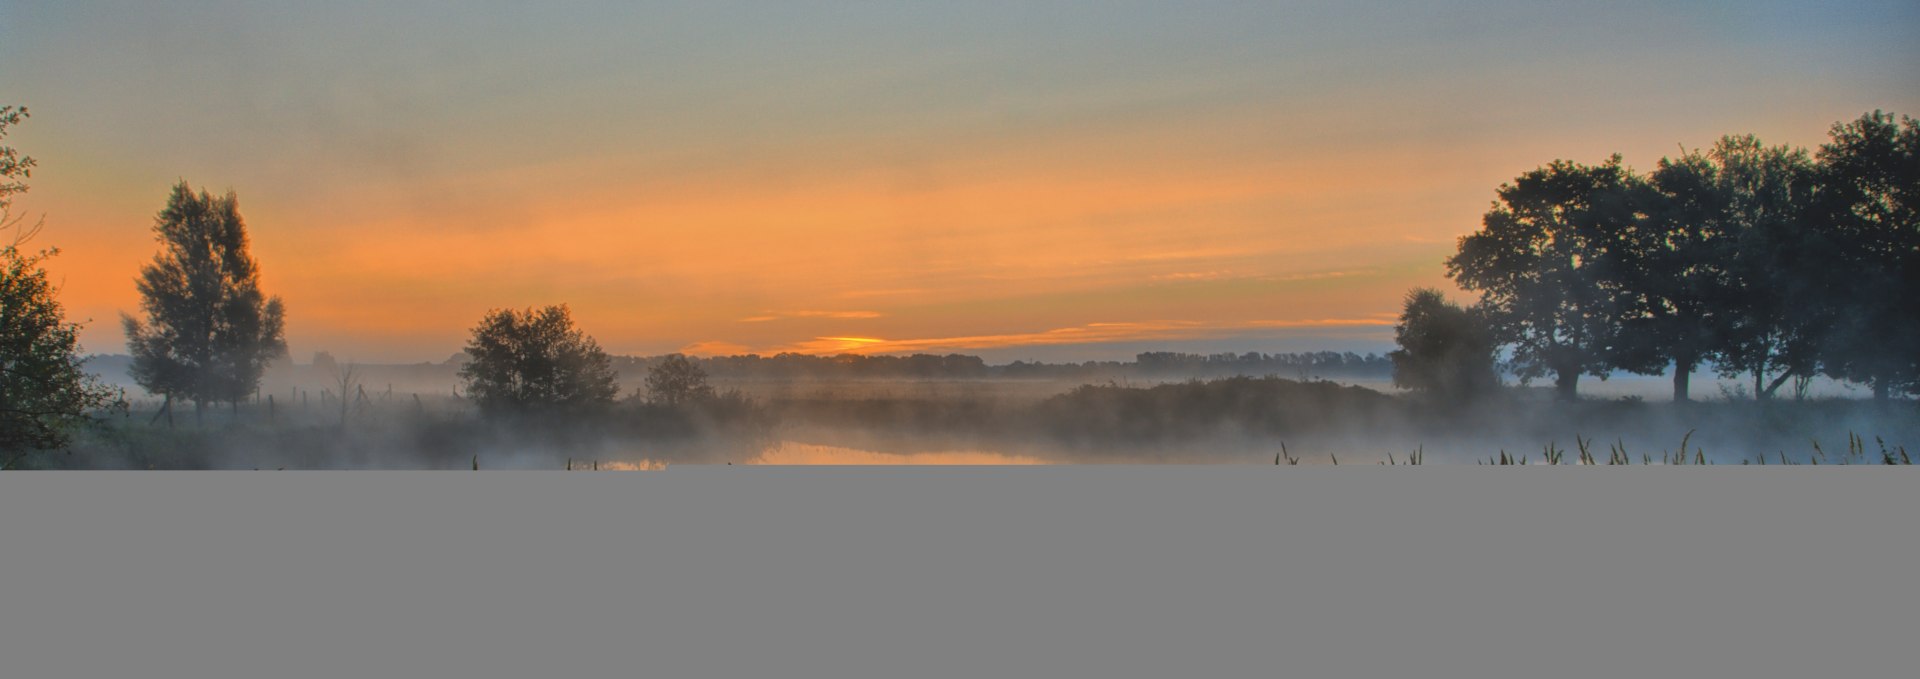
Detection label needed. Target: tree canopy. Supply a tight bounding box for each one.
[459,304,620,414]
[1444,111,1918,401]
[1811,111,1920,399]
[2,105,121,458]
[644,353,715,406]
[122,182,287,418]
[1446,156,1647,399]
[1388,288,1498,399]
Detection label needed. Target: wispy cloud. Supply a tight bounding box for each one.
[1259,269,1375,282]
[1241,318,1397,329]
[742,317,1397,355]
[1149,270,1233,281]
[835,288,931,300]
[679,340,754,356]
[739,310,885,323]
[1119,248,1250,263]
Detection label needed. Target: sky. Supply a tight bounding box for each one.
[3,1,1916,363]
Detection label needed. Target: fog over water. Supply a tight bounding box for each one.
[46,354,1913,469]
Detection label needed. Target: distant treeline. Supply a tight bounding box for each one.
[613,350,1389,381]
[594,350,1382,381]
[653,350,1389,380]
[89,349,1393,390]
[363,348,1390,382]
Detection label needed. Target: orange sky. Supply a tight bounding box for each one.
[5,2,1915,362]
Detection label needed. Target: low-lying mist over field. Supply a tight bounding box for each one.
[27,351,1910,470]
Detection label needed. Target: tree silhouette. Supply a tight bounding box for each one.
[122,182,287,421]
[0,106,33,199]
[1447,157,1647,400]
[1388,288,1498,399]
[458,304,619,414]
[1620,136,1817,401]
[1687,136,1825,400]
[1620,149,1726,401]
[2,105,121,458]
[644,354,714,406]
[1812,111,1920,400]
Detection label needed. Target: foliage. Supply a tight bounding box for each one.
[1,237,123,455]
[1,105,122,459]
[1809,111,1920,399]
[1388,287,1498,398]
[644,353,715,406]
[1447,156,1648,399]
[1624,136,1819,400]
[1442,111,1916,401]
[459,304,619,413]
[122,182,287,414]
[1626,149,1726,400]
[1695,136,1822,398]
[0,106,35,200]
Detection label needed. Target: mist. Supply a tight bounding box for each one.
[28,350,1910,470]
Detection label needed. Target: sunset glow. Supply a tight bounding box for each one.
[4,1,1914,362]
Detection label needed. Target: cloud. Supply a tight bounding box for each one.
[835,288,930,299]
[744,317,1399,356]
[1241,318,1398,329]
[1119,248,1251,263]
[738,310,885,323]
[1259,269,1375,282]
[679,340,755,356]
[1149,270,1233,281]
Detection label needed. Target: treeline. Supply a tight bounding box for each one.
[1127,351,1389,378]
[1399,111,1917,402]
[239,349,1390,384]
[623,350,1389,381]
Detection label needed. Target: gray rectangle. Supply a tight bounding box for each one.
[2,469,1913,679]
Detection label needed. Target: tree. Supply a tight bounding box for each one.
[1447,157,1648,400]
[644,354,714,406]
[1388,288,1498,399]
[1680,136,1824,401]
[458,304,619,413]
[0,106,34,200]
[1624,150,1725,401]
[122,182,287,421]
[2,105,121,460]
[1622,136,1816,401]
[1812,111,1920,400]
[331,361,361,428]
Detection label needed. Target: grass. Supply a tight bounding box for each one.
[1422,429,1911,465]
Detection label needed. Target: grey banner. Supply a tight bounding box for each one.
[2,468,1913,678]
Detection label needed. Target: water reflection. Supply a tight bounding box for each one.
[747,441,1047,465]
[593,460,670,470]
